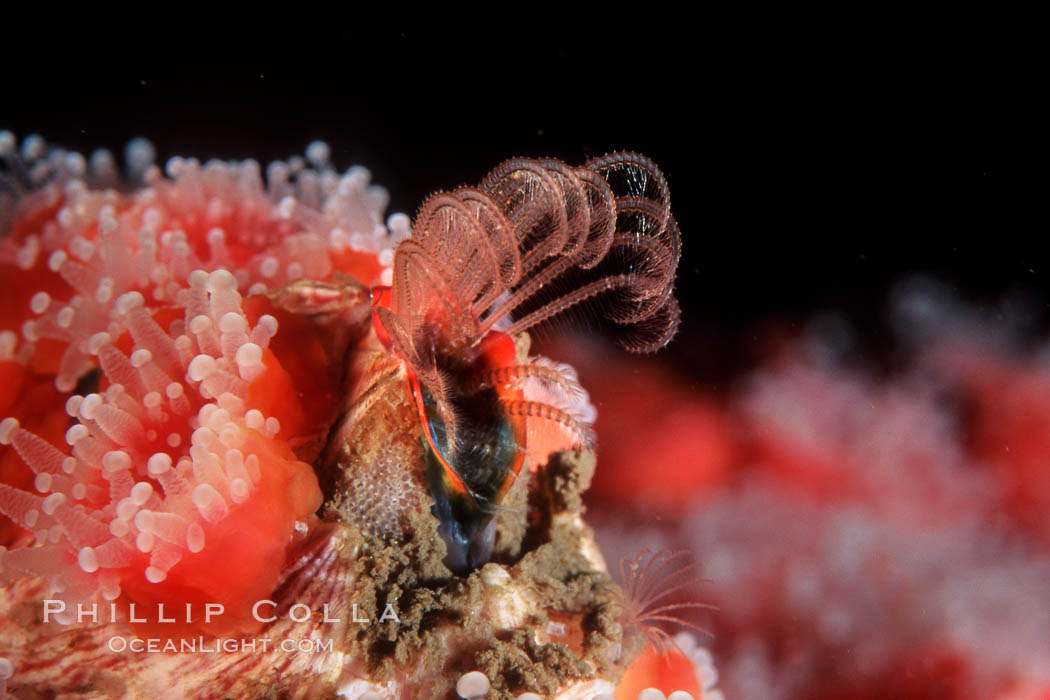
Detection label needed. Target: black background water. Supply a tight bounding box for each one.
[3,24,1037,380]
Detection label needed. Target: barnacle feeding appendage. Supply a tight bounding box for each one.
[617,549,716,655]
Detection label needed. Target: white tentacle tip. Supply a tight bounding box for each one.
[456,671,490,698]
[667,692,697,700]
[0,418,19,445]
[78,546,99,573]
[637,689,670,700]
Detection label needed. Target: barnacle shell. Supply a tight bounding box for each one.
[319,339,433,544]
[0,523,363,698]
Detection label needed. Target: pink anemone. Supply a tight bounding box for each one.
[0,134,397,636]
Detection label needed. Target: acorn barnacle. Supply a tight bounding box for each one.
[324,152,682,573]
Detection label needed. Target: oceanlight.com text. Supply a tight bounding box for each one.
[106,636,334,654]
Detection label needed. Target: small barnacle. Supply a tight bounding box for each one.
[616,549,715,657]
[610,550,719,699]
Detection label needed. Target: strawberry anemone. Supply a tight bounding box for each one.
[0,134,399,635]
